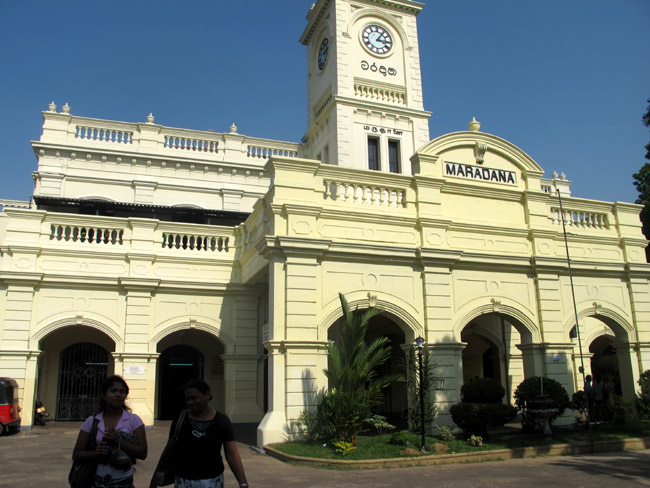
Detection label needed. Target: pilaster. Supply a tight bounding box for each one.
[0,350,40,429]
[222,354,265,422]
[112,351,159,426]
[427,341,465,425]
[119,279,159,354]
[257,341,287,447]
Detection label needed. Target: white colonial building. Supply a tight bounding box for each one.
[1,0,649,446]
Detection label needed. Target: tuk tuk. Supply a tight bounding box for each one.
[0,377,21,435]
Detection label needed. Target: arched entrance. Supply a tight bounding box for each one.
[37,325,116,421]
[590,335,622,396]
[327,312,407,427]
[576,314,635,400]
[460,313,526,403]
[156,329,226,420]
[461,334,500,383]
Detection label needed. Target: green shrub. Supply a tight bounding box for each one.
[333,440,357,456]
[514,377,570,432]
[434,423,458,441]
[449,402,517,438]
[468,435,483,446]
[296,410,320,443]
[364,414,395,434]
[636,370,650,419]
[461,378,505,404]
[389,431,411,446]
[570,390,595,426]
[612,395,639,424]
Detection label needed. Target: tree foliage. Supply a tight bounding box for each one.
[316,293,401,444]
[514,376,570,432]
[636,369,650,419]
[632,98,650,261]
[450,378,516,438]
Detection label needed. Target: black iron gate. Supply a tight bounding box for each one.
[57,343,109,420]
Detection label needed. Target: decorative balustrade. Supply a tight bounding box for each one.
[247,144,299,159]
[41,111,301,164]
[540,184,552,193]
[75,125,133,144]
[163,135,218,153]
[354,82,406,105]
[50,223,124,245]
[323,179,406,208]
[162,232,229,253]
[551,207,609,229]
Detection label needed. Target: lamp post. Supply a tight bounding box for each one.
[556,187,593,443]
[415,336,426,452]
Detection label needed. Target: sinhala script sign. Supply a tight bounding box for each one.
[445,161,517,185]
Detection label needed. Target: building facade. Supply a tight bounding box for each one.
[1,0,649,446]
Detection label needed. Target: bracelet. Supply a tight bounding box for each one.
[240,484,248,488]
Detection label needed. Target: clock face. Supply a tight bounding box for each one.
[318,38,329,70]
[362,24,393,55]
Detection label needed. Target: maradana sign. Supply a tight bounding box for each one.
[445,161,517,185]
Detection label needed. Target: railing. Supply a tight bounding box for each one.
[163,135,218,153]
[551,207,609,229]
[75,125,133,144]
[354,82,406,105]
[161,232,229,253]
[40,111,301,165]
[50,223,124,245]
[323,179,406,208]
[247,144,299,159]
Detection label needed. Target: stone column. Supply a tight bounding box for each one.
[112,352,159,426]
[571,348,593,391]
[544,343,577,424]
[222,354,265,422]
[0,272,42,430]
[118,278,159,426]
[283,342,329,436]
[257,341,287,447]
[428,342,465,426]
[516,343,546,377]
[636,342,650,382]
[0,350,40,429]
[615,341,642,401]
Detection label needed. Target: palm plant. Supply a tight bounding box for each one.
[405,345,437,434]
[317,293,401,444]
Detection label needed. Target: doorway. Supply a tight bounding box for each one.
[159,345,203,419]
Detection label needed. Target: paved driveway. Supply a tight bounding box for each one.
[1,422,649,487]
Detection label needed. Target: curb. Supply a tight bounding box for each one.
[263,437,650,469]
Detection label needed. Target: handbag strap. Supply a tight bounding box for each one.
[87,416,99,450]
[171,409,188,442]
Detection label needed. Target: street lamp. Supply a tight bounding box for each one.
[415,336,426,452]
[556,188,593,443]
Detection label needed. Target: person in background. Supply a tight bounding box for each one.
[592,375,609,422]
[73,375,148,487]
[155,378,249,488]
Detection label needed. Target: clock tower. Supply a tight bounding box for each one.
[300,0,430,174]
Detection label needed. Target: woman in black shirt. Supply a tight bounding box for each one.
[159,379,249,488]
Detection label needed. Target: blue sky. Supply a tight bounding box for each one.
[1,0,648,204]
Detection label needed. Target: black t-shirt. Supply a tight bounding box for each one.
[170,410,235,480]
